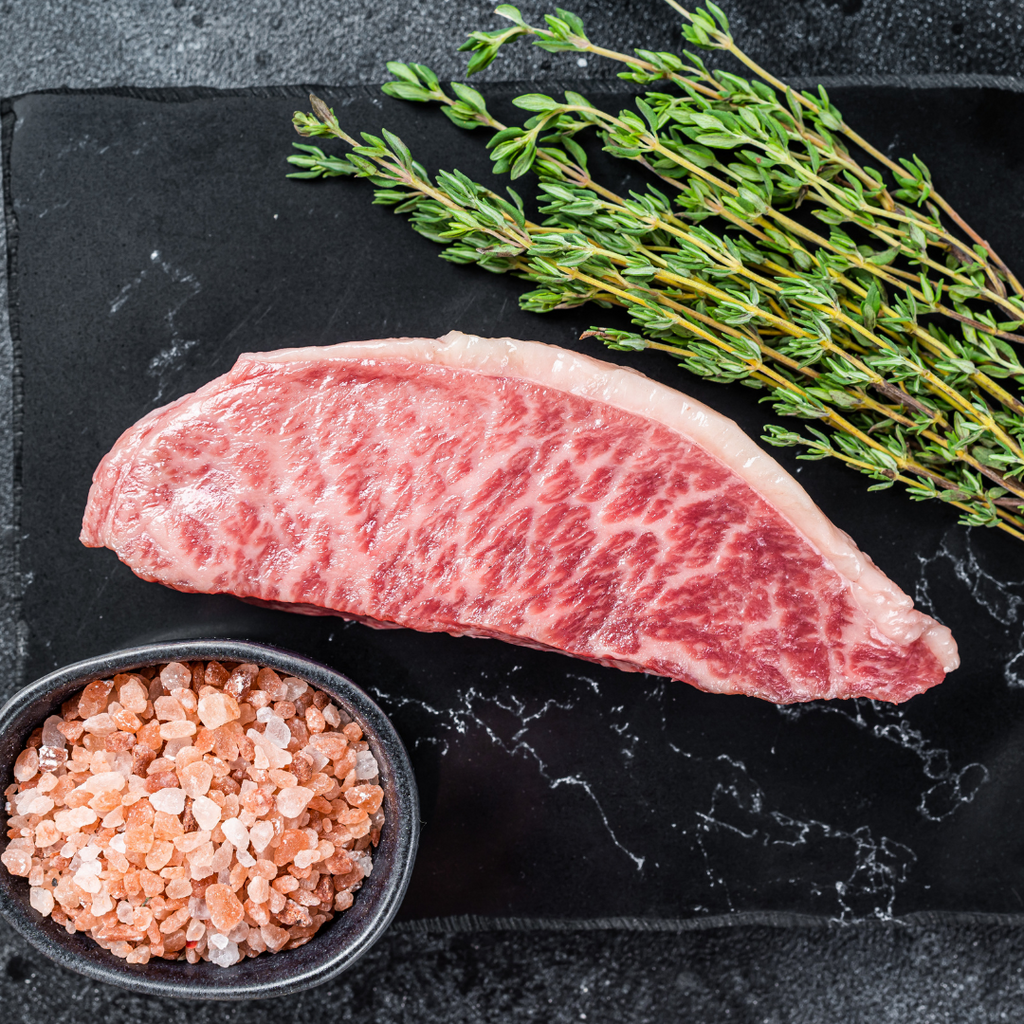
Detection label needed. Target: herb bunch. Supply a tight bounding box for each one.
[287,2,1024,541]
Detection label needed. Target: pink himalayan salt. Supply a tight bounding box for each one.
[149,788,186,815]
[29,886,55,915]
[249,820,274,853]
[41,716,66,750]
[174,830,211,853]
[221,817,249,850]
[262,715,291,750]
[276,786,314,818]
[145,840,174,871]
[247,877,270,904]
[178,760,213,798]
[81,771,126,794]
[261,923,290,952]
[205,883,245,933]
[191,794,221,831]
[118,678,148,713]
[0,847,31,876]
[13,748,38,782]
[197,692,240,730]
[34,820,61,847]
[2,660,380,970]
[154,696,186,721]
[77,679,112,719]
[159,662,192,689]
[211,841,234,873]
[247,730,291,770]
[305,706,326,734]
[256,668,287,701]
[53,806,98,832]
[159,720,196,741]
[309,732,348,761]
[170,687,198,713]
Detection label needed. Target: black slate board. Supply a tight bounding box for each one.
[3,82,1024,924]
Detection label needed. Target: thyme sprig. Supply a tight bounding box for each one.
[287,3,1024,541]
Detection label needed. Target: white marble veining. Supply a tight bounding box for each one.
[688,754,916,920]
[370,670,647,870]
[108,249,202,402]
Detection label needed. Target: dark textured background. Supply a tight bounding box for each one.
[2,0,1024,1019]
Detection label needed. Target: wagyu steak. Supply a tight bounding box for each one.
[81,331,957,703]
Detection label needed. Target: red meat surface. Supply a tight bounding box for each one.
[81,332,957,703]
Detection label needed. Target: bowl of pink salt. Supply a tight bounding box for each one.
[0,639,419,1000]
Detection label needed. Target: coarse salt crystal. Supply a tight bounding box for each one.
[192,795,221,831]
[160,662,192,689]
[34,820,60,847]
[249,819,274,853]
[92,890,113,916]
[197,692,240,730]
[247,876,270,903]
[74,868,102,893]
[0,848,31,876]
[205,883,245,932]
[54,806,98,833]
[262,715,291,750]
[188,896,210,920]
[14,788,38,813]
[162,736,193,759]
[322,704,341,728]
[301,745,329,773]
[221,817,249,850]
[85,771,127,794]
[294,849,317,869]
[351,850,373,878]
[149,787,186,815]
[14,748,39,782]
[276,786,314,818]
[160,720,197,741]
[175,829,212,853]
[211,841,234,873]
[179,760,213,798]
[355,751,379,780]
[29,886,54,916]
[27,795,55,815]
[118,678,147,712]
[154,696,185,721]
[41,715,67,749]
[83,713,117,737]
[247,729,291,769]
[208,941,239,968]
[283,677,308,702]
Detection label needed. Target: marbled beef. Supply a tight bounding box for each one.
[81,331,958,703]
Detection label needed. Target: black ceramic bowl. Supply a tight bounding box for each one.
[0,639,419,1000]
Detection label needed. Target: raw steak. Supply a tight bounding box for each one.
[81,331,957,703]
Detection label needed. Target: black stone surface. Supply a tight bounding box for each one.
[6,81,1024,927]
[2,0,1024,1019]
